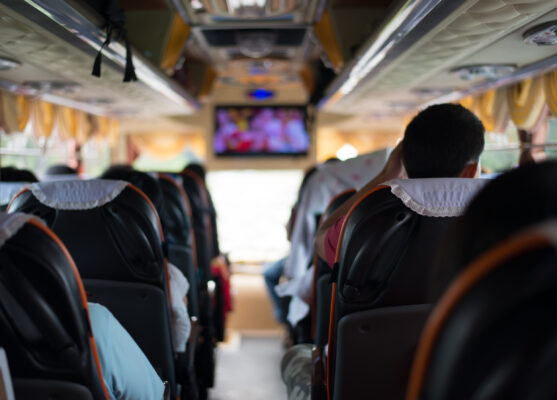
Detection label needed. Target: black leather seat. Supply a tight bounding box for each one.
[312,188,356,346]
[0,182,28,211]
[0,212,107,399]
[328,178,487,400]
[7,179,176,398]
[158,173,199,318]
[407,222,557,400]
[179,170,217,395]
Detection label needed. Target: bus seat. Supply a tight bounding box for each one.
[0,213,107,399]
[158,173,199,318]
[7,179,176,398]
[180,171,218,393]
[407,222,557,400]
[14,379,95,400]
[101,167,199,318]
[0,182,28,211]
[329,178,487,399]
[334,305,430,400]
[311,188,356,342]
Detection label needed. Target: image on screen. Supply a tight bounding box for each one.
[214,106,309,156]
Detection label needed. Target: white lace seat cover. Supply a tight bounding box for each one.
[25,179,129,210]
[384,178,489,217]
[0,212,37,249]
[0,182,28,206]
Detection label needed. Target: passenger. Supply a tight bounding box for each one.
[315,103,485,266]
[88,302,167,400]
[101,166,191,353]
[0,166,38,182]
[431,160,557,298]
[43,164,80,181]
[282,103,485,400]
[263,166,318,335]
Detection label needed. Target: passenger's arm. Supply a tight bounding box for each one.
[314,143,405,261]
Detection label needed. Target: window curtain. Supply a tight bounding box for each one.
[130,132,191,160]
[477,88,509,133]
[30,99,56,138]
[0,91,30,134]
[57,106,78,140]
[543,69,557,116]
[506,76,546,130]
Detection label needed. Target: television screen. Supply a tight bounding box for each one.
[214,106,309,156]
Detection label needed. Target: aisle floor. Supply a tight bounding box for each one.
[209,332,287,400]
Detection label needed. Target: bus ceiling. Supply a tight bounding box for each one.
[0,0,556,123]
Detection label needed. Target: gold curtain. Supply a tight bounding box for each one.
[75,111,92,145]
[130,132,192,160]
[107,118,120,147]
[458,96,479,115]
[31,99,56,138]
[476,88,509,133]
[506,76,546,130]
[0,91,30,134]
[543,69,557,115]
[57,106,78,140]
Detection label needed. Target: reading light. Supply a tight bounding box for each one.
[0,56,20,71]
[523,21,557,46]
[22,81,82,94]
[450,64,517,81]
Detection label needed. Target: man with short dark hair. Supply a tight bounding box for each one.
[315,103,485,265]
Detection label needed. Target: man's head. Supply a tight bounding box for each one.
[402,103,485,178]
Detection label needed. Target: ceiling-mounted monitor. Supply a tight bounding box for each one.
[214,105,309,156]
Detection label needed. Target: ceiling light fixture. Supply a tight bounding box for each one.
[523,21,557,46]
[450,64,517,81]
[0,56,21,71]
[227,0,267,17]
[236,31,276,58]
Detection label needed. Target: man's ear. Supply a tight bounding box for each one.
[459,163,479,178]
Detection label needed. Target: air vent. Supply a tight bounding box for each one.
[202,28,306,47]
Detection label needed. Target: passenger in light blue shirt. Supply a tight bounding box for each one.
[88,302,165,400]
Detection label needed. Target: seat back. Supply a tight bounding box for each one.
[0,182,28,211]
[158,173,199,318]
[0,213,107,399]
[14,379,95,400]
[311,188,356,343]
[334,305,430,400]
[180,171,213,283]
[329,178,487,398]
[7,180,175,396]
[407,222,557,400]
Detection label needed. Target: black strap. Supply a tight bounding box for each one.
[92,25,113,78]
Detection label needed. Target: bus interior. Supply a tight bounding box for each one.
[1,0,557,399]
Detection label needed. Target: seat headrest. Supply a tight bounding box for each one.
[0,212,36,249]
[27,180,129,210]
[0,182,28,206]
[384,178,489,217]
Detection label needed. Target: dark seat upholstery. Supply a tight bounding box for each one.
[312,188,356,345]
[407,222,557,400]
[179,171,217,393]
[328,178,487,400]
[0,213,107,399]
[7,180,176,398]
[14,379,95,400]
[158,173,199,318]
